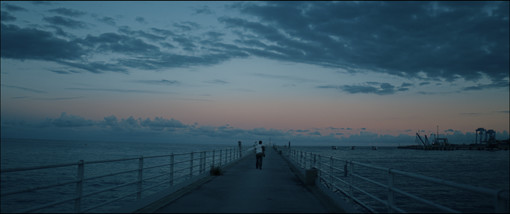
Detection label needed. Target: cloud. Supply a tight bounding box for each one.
[3,4,28,12]
[2,113,508,145]
[118,26,166,41]
[45,112,96,128]
[30,1,53,6]
[49,69,81,74]
[66,87,169,94]
[48,8,86,17]
[37,97,83,100]
[56,60,128,74]
[140,117,187,130]
[97,16,116,26]
[79,32,160,55]
[173,21,200,31]
[310,131,322,136]
[1,11,17,22]
[205,79,229,85]
[252,73,316,83]
[134,79,180,86]
[1,22,247,74]
[462,80,509,91]
[223,1,509,84]
[3,1,507,92]
[193,6,213,15]
[318,82,411,95]
[1,24,86,61]
[135,17,147,24]
[343,83,396,95]
[2,84,47,94]
[43,16,88,29]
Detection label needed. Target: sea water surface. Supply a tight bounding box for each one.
[297,146,509,213]
[1,138,237,213]
[1,139,509,213]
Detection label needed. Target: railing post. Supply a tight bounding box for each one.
[225,148,228,164]
[170,153,174,186]
[495,190,509,213]
[203,151,207,173]
[74,160,84,213]
[387,168,395,213]
[219,150,222,166]
[200,151,205,174]
[137,156,143,200]
[307,152,311,169]
[349,161,354,201]
[238,141,242,158]
[317,155,322,177]
[300,151,303,168]
[189,152,194,179]
[212,150,216,167]
[310,154,317,168]
[329,156,333,184]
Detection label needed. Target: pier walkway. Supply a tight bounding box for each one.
[145,148,344,213]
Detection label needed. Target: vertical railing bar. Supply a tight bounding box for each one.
[189,152,194,179]
[199,152,203,174]
[212,150,216,167]
[318,155,322,177]
[137,156,143,200]
[170,153,174,186]
[219,150,222,167]
[349,161,354,204]
[310,154,317,168]
[300,151,303,168]
[74,160,84,213]
[387,168,395,213]
[202,151,206,174]
[203,151,206,173]
[329,156,333,184]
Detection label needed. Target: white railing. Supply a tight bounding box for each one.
[1,146,254,213]
[283,147,509,213]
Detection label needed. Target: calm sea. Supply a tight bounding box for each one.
[1,138,509,213]
[298,146,510,213]
[0,138,236,213]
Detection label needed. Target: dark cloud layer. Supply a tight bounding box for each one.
[43,16,87,29]
[3,4,28,12]
[1,2,508,93]
[48,8,86,17]
[1,11,16,22]
[1,24,85,61]
[317,82,410,95]
[229,1,509,82]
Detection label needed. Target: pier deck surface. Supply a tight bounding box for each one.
[153,148,339,213]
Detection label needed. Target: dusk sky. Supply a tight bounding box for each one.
[1,1,509,145]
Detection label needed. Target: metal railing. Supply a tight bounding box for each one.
[283,147,509,213]
[1,146,254,213]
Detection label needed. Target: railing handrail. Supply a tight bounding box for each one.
[0,147,247,174]
[1,145,255,213]
[349,160,505,198]
[283,147,509,213]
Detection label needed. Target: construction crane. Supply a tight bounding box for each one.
[415,132,431,148]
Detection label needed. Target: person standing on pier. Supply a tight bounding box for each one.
[255,141,265,170]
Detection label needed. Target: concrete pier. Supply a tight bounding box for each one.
[140,148,345,213]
